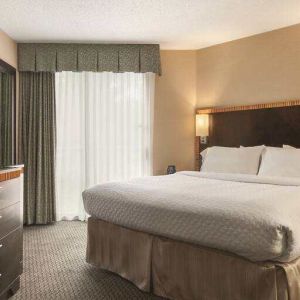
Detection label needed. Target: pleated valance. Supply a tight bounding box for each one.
[18,43,161,75]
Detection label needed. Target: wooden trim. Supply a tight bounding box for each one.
[0,169,21,182]
[196,100,300,114]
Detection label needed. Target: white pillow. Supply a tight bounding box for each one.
[283,145,295,149]
[201,146,239,163]
[241,145,283,151]
[258,148,300,178]
[201,146,263,175]
[200,148,209,161]
[240,145,265,149]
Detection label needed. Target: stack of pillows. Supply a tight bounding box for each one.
[200,145,300,177]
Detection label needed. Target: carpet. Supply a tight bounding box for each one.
[12,221,162,300]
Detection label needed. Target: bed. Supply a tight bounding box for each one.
[83,100,300,300]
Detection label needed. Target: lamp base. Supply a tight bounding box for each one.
[200,136,208,144]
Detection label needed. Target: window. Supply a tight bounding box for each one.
[55,71,155,220]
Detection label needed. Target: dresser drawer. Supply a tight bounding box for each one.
[0,228,22,293]
[0,203,21,240]
[0,177,21,210]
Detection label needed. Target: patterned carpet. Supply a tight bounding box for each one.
[12,221,162,300]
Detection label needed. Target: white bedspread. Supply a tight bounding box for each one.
[83,172,300,262]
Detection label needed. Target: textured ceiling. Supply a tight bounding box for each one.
[1,0,300,49]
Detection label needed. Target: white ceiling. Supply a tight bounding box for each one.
[1,0,300,49]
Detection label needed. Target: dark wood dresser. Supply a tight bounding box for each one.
[0,168,23,299]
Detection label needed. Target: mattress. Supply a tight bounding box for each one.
[83,171,300,262]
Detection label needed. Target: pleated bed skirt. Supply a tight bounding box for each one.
[86,217,300,300]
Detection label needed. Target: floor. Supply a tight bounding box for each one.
[12,221,161,300]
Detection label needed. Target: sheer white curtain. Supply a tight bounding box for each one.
[55,72,155,220]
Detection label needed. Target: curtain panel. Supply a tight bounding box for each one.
[18,43,161,75]
[0,72,14,166]
[18,43,160,224]
[55,71,155,220]
[19,72,56,224]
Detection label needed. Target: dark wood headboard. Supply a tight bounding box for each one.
[195,100,300,170]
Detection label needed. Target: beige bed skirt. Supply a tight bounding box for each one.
[86,217,300,300]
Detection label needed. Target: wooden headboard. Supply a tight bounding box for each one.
[195,100,300,170]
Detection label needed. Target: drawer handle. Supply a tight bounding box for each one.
[0,244,2,248]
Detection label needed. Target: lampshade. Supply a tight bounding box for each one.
[196,114,209,136]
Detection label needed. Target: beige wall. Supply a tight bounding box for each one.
[0,29,17,68]
[153,50,197,175]
[158,24,300,174]
[196,24,300,108]
[3,25,300,175]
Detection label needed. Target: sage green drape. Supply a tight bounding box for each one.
[19,72,56,224]
[0,72,14,167]
[18,43,161,75]
[17,43,161,225]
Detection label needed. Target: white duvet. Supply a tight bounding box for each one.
[83,172,300,262]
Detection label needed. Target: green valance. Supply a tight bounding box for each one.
[18,43,161,75]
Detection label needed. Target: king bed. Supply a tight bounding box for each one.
[83,100,300,300]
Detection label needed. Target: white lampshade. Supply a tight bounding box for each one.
[196,114,209,136]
